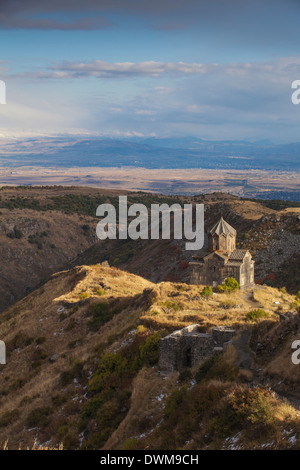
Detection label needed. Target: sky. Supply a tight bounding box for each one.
[0,0,300,142]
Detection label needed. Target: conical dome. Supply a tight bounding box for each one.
[208,217,236,254]
[209,217,236,236]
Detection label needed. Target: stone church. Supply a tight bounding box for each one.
[190,217,254,288]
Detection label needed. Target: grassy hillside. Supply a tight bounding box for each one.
[0,263,299,450]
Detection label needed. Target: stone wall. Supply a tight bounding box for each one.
[212,326,236,347]
[159,324,236,372]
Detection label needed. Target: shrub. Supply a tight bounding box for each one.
[35,336,46,345]
[87,302,112,331]
[138,331,164,366]
[60,360,84,386]
[0,409,20,427]
[63,432,80,450]
[80,392,110,423]
[26,406,51,429]
[161,301,180,311]
[165,386,188,418]
[56,424,68,440]
[96,288,106,296]
[195,356,238,383]
[201,286,213,298]
[219,300,237,309]
[122,438,140,450]
[88,353,128,394]
[226,387,274,427]
[218,277,240,293]
[290,301,300,311]
[79,292,90,299]
[246,309,269,322]
[6,227,23,239]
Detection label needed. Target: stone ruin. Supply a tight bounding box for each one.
[158,324,235,372]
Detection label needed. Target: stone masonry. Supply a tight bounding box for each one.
[190,217,255,289]
[158,324,235,372]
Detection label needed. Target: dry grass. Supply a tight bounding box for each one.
[141,282,283,331]
[103,367,178,450]
[253,285,295,313]
[2,440,63,450]
[0,262,298,449]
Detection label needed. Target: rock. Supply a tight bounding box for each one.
[49,353,59,363]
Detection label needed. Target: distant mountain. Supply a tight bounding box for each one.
[0,136,299,170]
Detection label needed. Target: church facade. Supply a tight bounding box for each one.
[190,217,254,289]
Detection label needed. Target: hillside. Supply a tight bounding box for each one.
[0,263,299,450]
[66,191,300,292]
[0,185,299,315]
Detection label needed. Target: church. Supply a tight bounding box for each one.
[190,217,254,289]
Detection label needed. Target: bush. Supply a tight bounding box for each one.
[88,353,128,394]
[96,288,105,296]
[0,409,20,427]
[201,286,213,298]
[35,336,46,345]
[226,387,274,428]
[195,356,238,383]
[138,331,164,366]
[87,302,112,330]
[63,432,80,450]
[6,227,23,239]
[60,361,84,386]
[219,300,237,309]
[122,437,140,450]
[161,301,180,311]
[26,406,51,429]
[218,277,240,293]
[246,309,269,322]
[165,386,188,418]
[79,292,90,299]
[290,300,299,311]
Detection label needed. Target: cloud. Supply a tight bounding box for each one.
[0,15,112,30]
[0,0,299,49]
[10,56,300,81]
[3,55,300,142]
[12,60,211,79]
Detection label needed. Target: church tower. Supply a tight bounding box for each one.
[208,217,236,255]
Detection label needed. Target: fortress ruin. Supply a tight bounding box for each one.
[158,324,235,372]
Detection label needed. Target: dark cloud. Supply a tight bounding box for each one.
[0,15,112,30]
[0,0,300,48]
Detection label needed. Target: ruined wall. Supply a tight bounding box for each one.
[159,324,236,373]
[212,326,236,347]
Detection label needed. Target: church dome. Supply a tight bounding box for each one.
[209,217,236,236]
